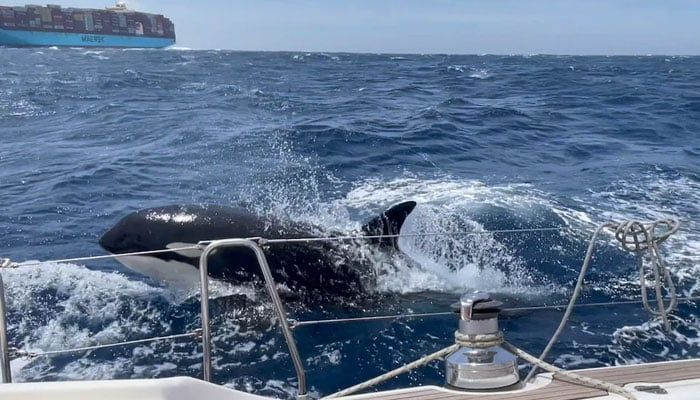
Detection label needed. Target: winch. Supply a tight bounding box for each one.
[445,291,519,390]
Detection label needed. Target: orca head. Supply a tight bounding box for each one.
[99,206,210,291]
[99,205,206,256]
[361,200,417,248]
[99,211,152,255]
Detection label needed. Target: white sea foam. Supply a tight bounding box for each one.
[469,68,491,79]
[180,82,209,92]
[2,262,174,381]
[337,177,570,296]
[337,172,697,302]
[306,345,342,366]
[82,50,109,60]
[391,206,538,295]
[608,316,700,364]
[343,177,569,224]
[579,173,700,292]
[3,259,269,381]
[2,99,43,118]
[446,65,492,79]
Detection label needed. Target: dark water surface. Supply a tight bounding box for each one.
[1,48,699,397]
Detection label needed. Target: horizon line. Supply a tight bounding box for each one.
[166,47,700,57]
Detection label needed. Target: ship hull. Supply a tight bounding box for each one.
[0,28,174,48]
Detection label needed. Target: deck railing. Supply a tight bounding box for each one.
[197,238,307,397]
[0,239,308,397]
[0,269,11,383]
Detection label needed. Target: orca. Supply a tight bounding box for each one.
[99,201,417,296]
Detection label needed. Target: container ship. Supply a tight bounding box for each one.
[0,2,175,48]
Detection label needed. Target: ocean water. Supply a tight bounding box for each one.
[0,48,699,397]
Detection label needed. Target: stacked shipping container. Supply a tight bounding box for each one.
[0,4,175,39]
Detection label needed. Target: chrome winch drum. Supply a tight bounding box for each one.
[445,291,519,390]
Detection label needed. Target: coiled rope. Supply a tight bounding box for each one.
[525,218,681,383]
[613,219,679,330]
[454,330,505,348]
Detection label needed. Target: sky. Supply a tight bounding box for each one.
[25,0,700,54]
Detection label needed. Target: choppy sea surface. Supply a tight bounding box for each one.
[0,48,699,397]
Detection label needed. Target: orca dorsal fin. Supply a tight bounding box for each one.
[361,201,417,247]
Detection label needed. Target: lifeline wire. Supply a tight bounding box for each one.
[288,296,700,329]
[12,330,202,360]
[257,227,563,245]
[2,246,202,269]
[1,227,564,269]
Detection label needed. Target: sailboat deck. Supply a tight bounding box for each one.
[343,358,700,400]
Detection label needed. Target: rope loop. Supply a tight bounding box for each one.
[609,218,680,330]
[612,219,679,253]
[454,331,504,349]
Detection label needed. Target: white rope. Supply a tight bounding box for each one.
[454,330,504,348]
[523,223,609,382]
[525,218,680,383]
[502,342,636,400]
[612,219,680,330]
[322,344,459,399]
